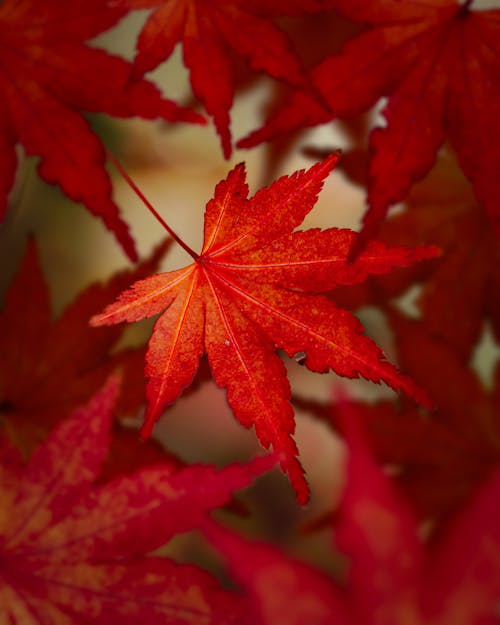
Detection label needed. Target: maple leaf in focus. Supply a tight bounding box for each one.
[119,0,336,158]
[332,150,500,363]
[0,237,178,478]
[206,394,500,625]
[239,0,500,251]
[0,0,204,260]
[91,154,438,503]
[0,376,273,624]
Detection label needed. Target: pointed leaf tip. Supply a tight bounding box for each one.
[312,151,341,179]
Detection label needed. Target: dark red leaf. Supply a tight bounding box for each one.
[0,0,204,259]
[121,0,333,157]
[239,1,500,250]
[0,237,176,477]
[0,377,274,623]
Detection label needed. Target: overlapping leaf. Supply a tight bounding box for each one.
[0,0,204,259]
[120,0,337,157]
[0,237,176,476]
[0,376,274,624]
[91,155,437,503]
[297,308,500,526]
[239,0,500,250]
[207,394,500,625]
[333,150,500,362]
[362,309,500,525]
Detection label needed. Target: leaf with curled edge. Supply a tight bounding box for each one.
[0,376,274,625]
[91,154,438,504]
[239,0,500,254]
[0,236,180,478]
[0,0,204,259]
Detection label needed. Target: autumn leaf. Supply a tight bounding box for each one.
[0,376,274,624]
[331,149,500,362]
[297,307,500,527]
[119,0,335,158]
[239,0,500,251]
[0,0,204,260]
[0,236,177,476]
[206,393,500,625]
[335,392,500,625]
[256,14,367,188]
[363,308,500,526]
[206,523,349,625]
[91,154,437,503]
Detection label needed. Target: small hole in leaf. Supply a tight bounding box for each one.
[293,351,307,365]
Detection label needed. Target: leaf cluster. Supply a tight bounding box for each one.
[1,1,499,622]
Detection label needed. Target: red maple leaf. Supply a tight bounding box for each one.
[0,376,273,623]
[206,393,500,625]
[239,0,500,251]
[120,0,334,157]
[362,308,500,525]
[0,237,177,476]
[331,150,500,362]
[91,154,437,503]
[0,0,204,260]
[296,307,500,526]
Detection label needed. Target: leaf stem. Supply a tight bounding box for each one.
[105,148,199,261]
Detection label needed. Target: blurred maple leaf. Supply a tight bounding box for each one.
[0,237,178,477]
[363,308,500,526]
[120,0,338,157]
[257,14,366,187]
[332,150,500,362]
[91,155,438,503]
[0,0,204,260]
[239,0,500,252]
[296,307,500,527]
[0,376,274,624]
[207,392,500,625]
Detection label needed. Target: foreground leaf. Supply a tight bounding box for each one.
[92,155,437,503]
[0,237,174,475]
[0,377,273,624]
[240,0,500,249]
[0,0,204,259]
[207,394,500,625]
